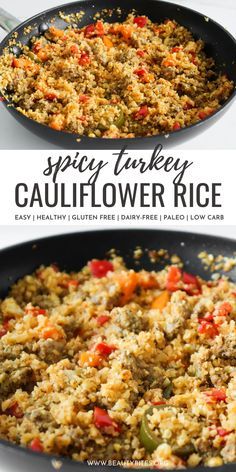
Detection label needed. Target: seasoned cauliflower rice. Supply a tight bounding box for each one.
[0,256,236,469]
[0,15,233,138]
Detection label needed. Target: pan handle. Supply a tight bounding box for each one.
[0,7,20,32]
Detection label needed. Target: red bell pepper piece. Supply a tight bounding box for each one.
[166,266,182,292]
[136,49,145,57]
[70,44,80,55]
[198,320,219,338]
[84,24,95,37]
[213,302,232,317]
[217,428,231,437]
[0,319,10,338]
[133,16,147,27]
[95,342,117,357]
[25,307,47,316]
[93,407,121,433]
[5,402,24,418]
[97,315,110,326]
[79,52,90,66]
[30,438,44,452]
[151,401,166,406]
[133,105,149,120]
[45,93,58,101]
[171,46,182,53]
[205,388,226,403]
[173,122,181,131]
[88,259,114,278]
[134,68,147,77]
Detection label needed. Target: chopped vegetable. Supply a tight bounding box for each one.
[5,402,23,418]
[84,21,104,37]
[93,407,121,434]
[133,105,149,120]
[205,388,227,403]
[114,107,125,129]
[163,381,173,399]
[94,342,117,357]
[47,26,65,39]
[137,49,145,57]
[79,52,90,66]
[103,36,114,48]
[79,351,102,367]
[166,266,182,292]
[162,58,175,67]
[173,122,181,130]
[171,46,183,53]
[166,267,201,295]
[45,92,58,101]
[140,406,162,453]
[116,271,139,304]
[97,315,110,326]
[30,438,44,452]
[151,290,170,310]
[41,325,64,340]
[88,259,114,278]
[84,24,95,37]
[67,280,78,289]
[198,319,219,338]
[25,307,47,316]
[134,68,147,78]
[70,44,80,55]
[133,16,147,27]
[213,302,232,317]
[35,49,49,63]
[140,405,195,457]
[49,114,65,131]
[0,320,10,338]
[217,428,232,437]
[137,272,158,289]
[79,94,89,103]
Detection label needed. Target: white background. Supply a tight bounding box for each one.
[0,0,235,149]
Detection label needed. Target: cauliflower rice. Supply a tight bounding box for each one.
[0,256,236,469]
[0,14,233,138]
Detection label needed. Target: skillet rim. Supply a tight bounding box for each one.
[0,228,236,471]
[0,0,235,144]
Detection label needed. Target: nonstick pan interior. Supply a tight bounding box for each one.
[0,228,236,472]
[0,0,235,149]
[0,229,236,297]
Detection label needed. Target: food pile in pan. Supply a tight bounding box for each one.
[0,256,236,469]
[0,15,233,138]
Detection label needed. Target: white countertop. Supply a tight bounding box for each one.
[0,0,235,149]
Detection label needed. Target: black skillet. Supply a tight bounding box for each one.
[0,0,235,149]
[0,229,236,472]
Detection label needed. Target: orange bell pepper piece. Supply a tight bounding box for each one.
[49,114,65,131]
[41,325,64,340]
[151,290,170,310]
[116,271,139,305]
[79,351,102,367]
[103,36,114,48]
[137,272,158,289]
[48,26,65,38]
[37,49,49,62]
